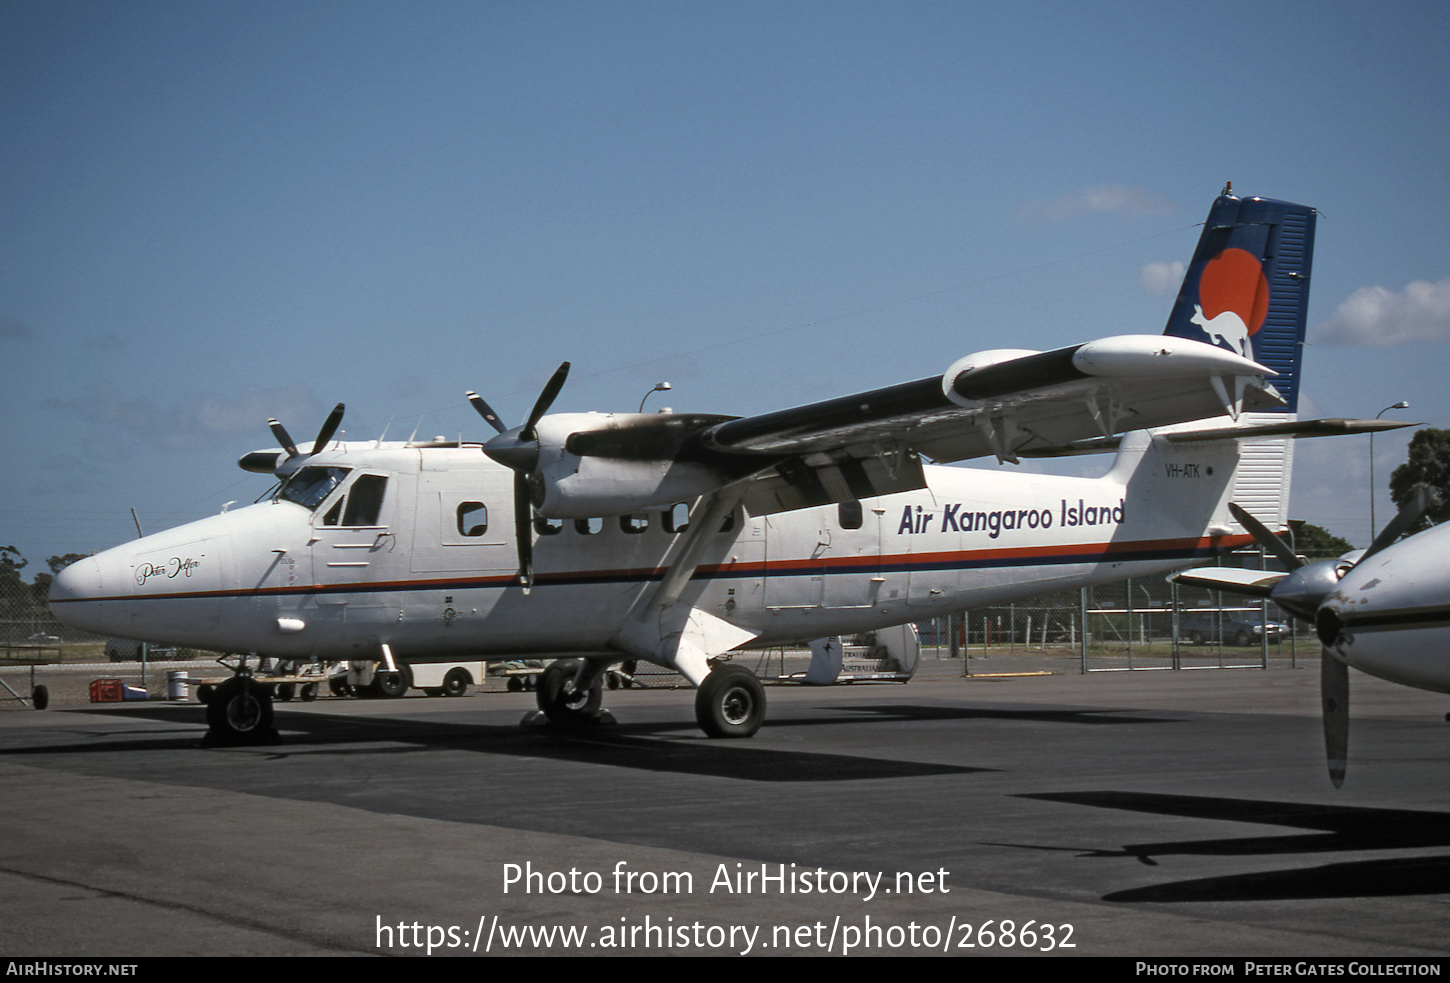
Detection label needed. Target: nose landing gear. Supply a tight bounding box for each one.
[202,675,278,746]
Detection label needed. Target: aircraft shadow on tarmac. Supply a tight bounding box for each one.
[1,703,995,783]
[831,704,1177,726]
[1003,790,1450,902]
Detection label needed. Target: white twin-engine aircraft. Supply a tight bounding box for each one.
[50,190,1391,746]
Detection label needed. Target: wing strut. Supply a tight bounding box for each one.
[611,483,759,685]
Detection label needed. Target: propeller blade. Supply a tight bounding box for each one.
[514,471,534,590]
[268,419,299,459]
[521,361,570,441]
[1228,503,1303,571]
[1362,486,1435,562]
[311,403,345,456]
[466,391,508,434]
[1321,647,1349,788]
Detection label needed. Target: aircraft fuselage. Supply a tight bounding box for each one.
[51,436,1246,665]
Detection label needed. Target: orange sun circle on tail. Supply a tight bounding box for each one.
[1198,247,1269,333]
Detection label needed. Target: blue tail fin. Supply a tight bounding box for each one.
[1163,191,1317,414]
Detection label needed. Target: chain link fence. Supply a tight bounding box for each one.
[913,547,1337,673]
[1,565,102,659]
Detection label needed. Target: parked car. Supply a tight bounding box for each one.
[105,638,185,661]
[1178,613,1286,646]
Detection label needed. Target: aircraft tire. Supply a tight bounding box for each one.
[372,667,411,699]
[442,668,470,697]
[695,664,766,739]
[536,659,602,727]
[31,685,48,711]
[205,677,274,745]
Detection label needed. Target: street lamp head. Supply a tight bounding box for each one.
[639,382,673,413]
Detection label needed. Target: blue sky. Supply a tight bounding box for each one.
[4,0,1449,568]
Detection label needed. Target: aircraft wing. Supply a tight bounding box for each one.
[688,335,1278,514]
[522,334,1281,518]
[699,335,1276,464]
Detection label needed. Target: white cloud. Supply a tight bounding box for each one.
[1017,185,1177,223]
[44,383,320,450]
[194,386,318,437]
[1314,277,1450,346]
[1139,260,1185,296]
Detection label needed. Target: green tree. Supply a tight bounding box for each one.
[1286,521,1354,558]
[1389,428,1450,530]
[1,545,29,620]
[47,554,87,574]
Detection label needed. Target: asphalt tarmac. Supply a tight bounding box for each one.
[1,659,1447,958]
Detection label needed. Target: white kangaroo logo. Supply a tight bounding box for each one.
[1190,303,1252,359]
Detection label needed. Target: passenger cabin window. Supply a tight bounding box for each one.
[664,503,690,534]
[620,513,647,534]
[534,516,563,536]
[457,503,487,537]
[838,500,863,530]
[574,517,603,535]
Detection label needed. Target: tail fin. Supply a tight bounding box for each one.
[1163,191,1318,416]
[1157,190,1318,531]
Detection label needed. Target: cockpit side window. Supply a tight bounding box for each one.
[341,474,388,526]
[278,467,350,510]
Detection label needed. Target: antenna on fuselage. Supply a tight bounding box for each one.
[130,508,144,538]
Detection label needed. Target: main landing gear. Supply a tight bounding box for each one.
[694,663,766,738]
[531,658,766,739]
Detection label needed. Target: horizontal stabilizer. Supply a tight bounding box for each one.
[1018,417,1412,458]
[1170,566,1288,598]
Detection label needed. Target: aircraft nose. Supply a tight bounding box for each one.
[50,555,103,604]
[48,556,112,634]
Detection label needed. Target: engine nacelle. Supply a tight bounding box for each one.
[533,452,726,518]
[525,413,734,518]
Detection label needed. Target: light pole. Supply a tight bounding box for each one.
[639,382,671,413]
[1370,400,1410,539]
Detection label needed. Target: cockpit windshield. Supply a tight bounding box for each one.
[276,467,350,510]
